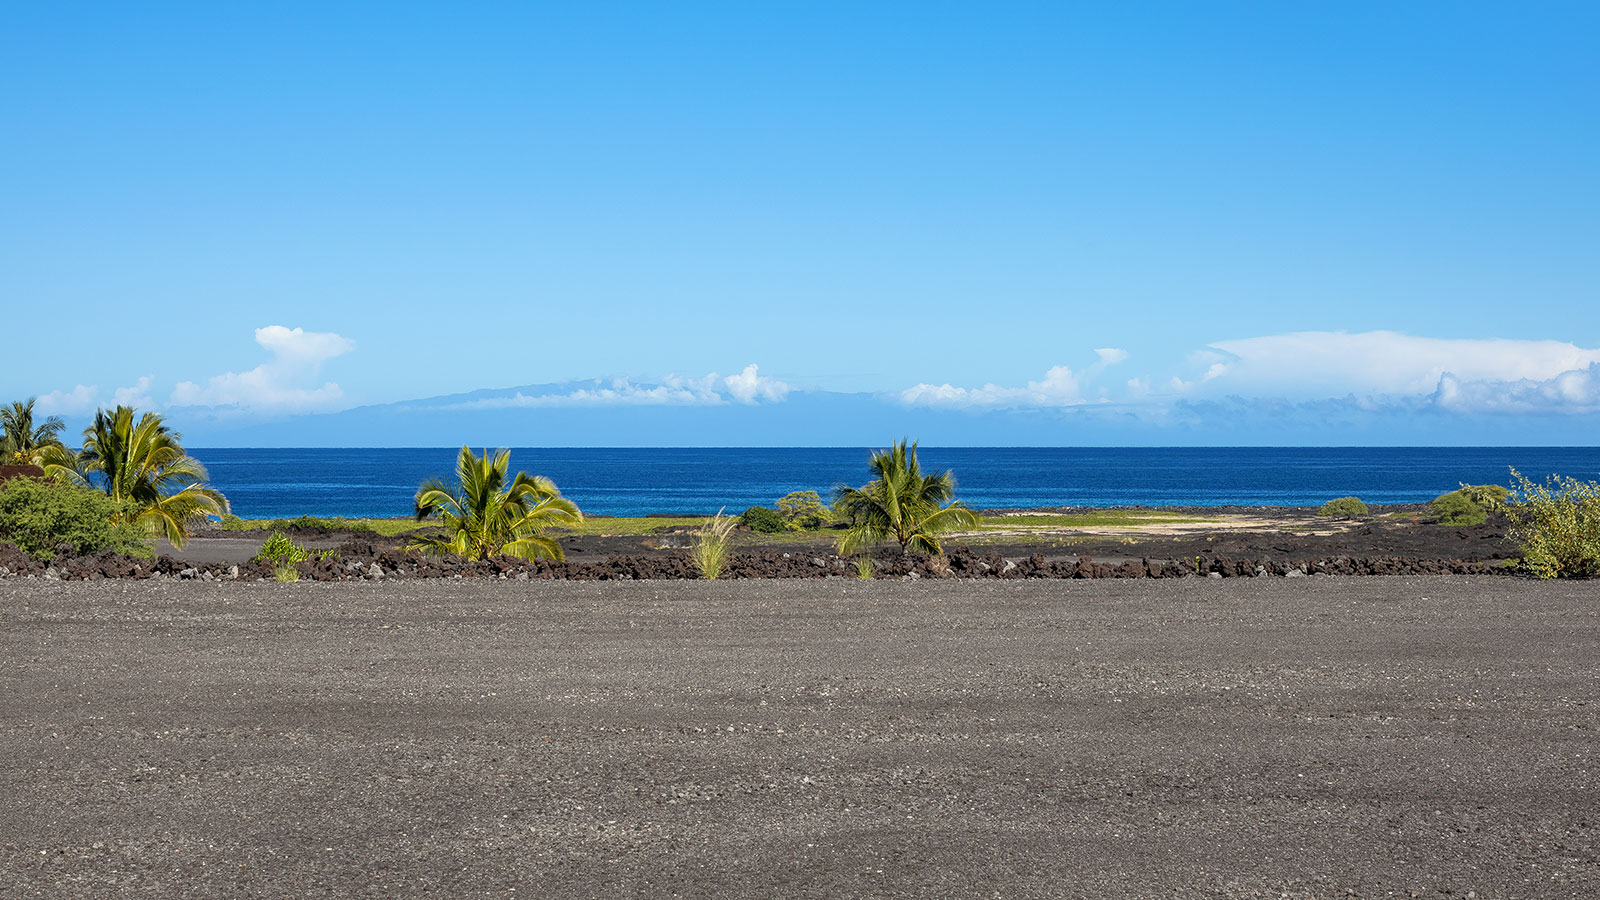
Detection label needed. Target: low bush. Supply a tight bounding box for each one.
[0,476,150,561]
[1316,496,1369,519]
[739,505,787,534]
[1430,484,1509,526]
[252,531,338,581]
[251,531,312,565]
[776,490,832,530]
[1509,469,1600,579]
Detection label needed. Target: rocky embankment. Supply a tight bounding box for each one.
[0,540,1512,583]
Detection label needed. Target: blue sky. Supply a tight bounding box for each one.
[3,2,1597,444]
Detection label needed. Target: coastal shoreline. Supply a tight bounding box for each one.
[0,501,1521,582]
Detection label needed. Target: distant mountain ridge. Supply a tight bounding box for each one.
[165,378,1597,448]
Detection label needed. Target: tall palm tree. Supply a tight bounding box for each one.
[0,398,67,466]
[50,406,229,548]
[834,439,980,556]
[409,446,582,561]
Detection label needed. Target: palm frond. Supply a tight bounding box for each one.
[410,446,582,561]
[836,439,980,555]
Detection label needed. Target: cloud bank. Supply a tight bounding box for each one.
[901,349,1126,408]
[1185,331,1600,416]
[1197,331,1600,396]
[457,364,790,409]
[170,325,354,412]
[895,331,1600,421]
[1432,363,1600,415]
[36,377,156,417]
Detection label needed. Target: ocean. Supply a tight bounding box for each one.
[187,447,1600,520]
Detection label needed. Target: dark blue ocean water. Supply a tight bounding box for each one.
[187,447,1600,519]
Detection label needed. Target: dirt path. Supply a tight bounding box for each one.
[2,578,1595,898]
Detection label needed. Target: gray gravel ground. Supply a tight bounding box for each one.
[1,577,1596,899]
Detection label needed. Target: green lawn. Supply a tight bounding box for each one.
[546,516,710,536]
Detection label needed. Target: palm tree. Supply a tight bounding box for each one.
[50,406,229,548]
[409,446,582,561]
[834,439,980,556]
[0,398,67,466]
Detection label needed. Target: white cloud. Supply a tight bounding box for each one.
[1431,363,1600,415]
[1169,362,1228,393]
[170,325,354,412]
[901,351,1127,409]
[1198,331,1600,396]
[723,364,790,404]
[462,379,720,409]
[1151,330,1600,416]
[456,365,790,410]
[1090,347,1128,368]
[902,365,1084,408]
[35,376,155,416]
[253,324,355,365]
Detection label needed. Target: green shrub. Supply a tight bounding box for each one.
[0,476,151,561]
[1430,484,1509,526]
[776,490,831,530]
[1510,469,1600,579]
[1430,492,1484,526]
[739,505,786,534]
[251,531,312,565]
[1316,496,1369,519]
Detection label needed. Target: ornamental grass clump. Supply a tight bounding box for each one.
[1509,468,1600,579]
[691,508,738,580]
